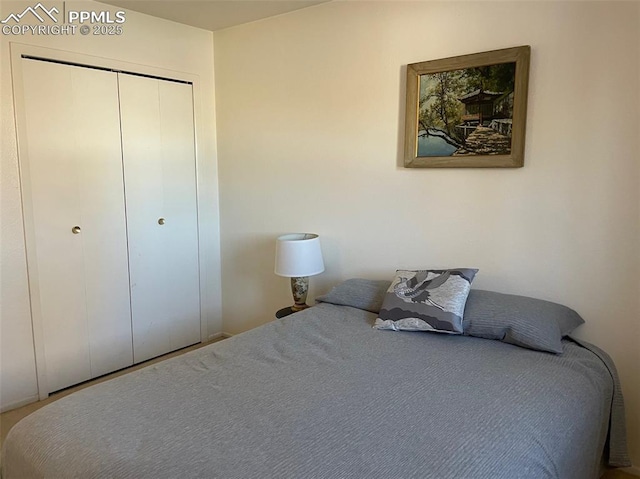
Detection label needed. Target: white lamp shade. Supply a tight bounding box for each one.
[275,233,325,277]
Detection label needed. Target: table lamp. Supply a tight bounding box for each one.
[275,233,325,312]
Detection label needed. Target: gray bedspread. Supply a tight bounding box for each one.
[2,303,629,478]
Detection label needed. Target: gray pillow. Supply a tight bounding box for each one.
[462,289,585,353]
[375,269,478,334]
[315,278,391,313]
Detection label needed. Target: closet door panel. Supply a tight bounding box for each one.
[157,80,201,350]
[72,73,134,379]
[118,75,169,362]
[22,60,89,393]
[118,74,200,363]
[20,59,133,392]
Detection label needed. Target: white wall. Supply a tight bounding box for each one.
[0,1,222,410]
[214,1,640,465]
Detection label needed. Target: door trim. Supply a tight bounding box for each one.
[21,54,192,85]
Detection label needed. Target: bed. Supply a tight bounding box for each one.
[2,279,631,479]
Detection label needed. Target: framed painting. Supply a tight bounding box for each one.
[404,46,530,168]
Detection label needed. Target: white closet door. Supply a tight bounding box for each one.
[20,59,133,393]
[118,74,201,363]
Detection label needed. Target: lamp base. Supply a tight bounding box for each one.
[290,276,309,312]
[291,303,309,312]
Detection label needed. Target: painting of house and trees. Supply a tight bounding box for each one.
[418,63,515,157]
[404,46,530,168]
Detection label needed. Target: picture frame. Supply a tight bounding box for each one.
[404,46,530,168]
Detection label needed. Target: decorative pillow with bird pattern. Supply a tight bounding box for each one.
[375,269,478,334]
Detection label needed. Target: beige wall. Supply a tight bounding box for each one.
[214,1,640,465]
[0,1,222,410]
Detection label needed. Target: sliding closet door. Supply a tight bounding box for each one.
[118,74,201,363]
[20,59,133,393]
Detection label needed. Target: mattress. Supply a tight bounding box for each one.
[1,303,629,478]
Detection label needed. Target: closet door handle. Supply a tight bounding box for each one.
[158,218,165,225]
[71,226,82,234]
